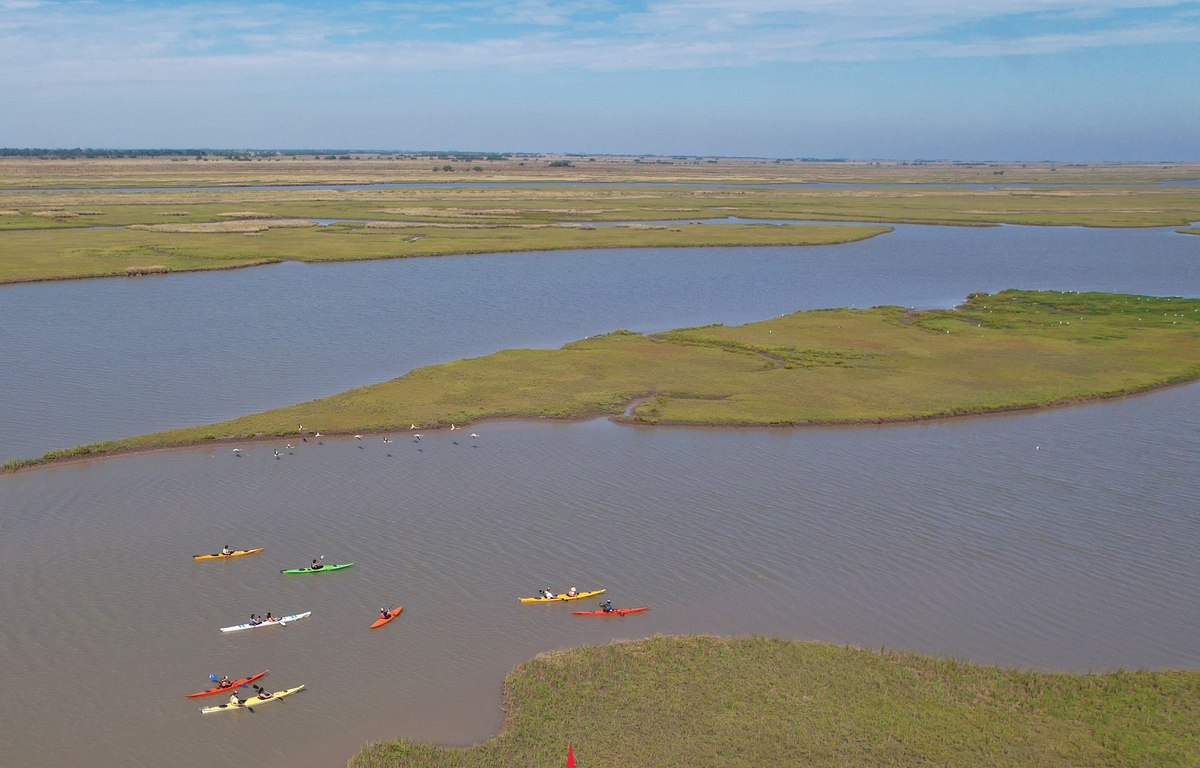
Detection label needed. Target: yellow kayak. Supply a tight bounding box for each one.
[193,548,263,561]
[200,685,305,713]
[519,589,605,603]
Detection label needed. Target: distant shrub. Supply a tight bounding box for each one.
[549,160,573,167]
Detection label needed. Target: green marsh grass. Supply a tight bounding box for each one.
[15,290,1199,470]
[350,635,1200,768]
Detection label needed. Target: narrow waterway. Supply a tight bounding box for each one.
[2,223,1198,463]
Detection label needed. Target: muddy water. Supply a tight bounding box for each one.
[1,382,1198,768]
[3,223,1199,463]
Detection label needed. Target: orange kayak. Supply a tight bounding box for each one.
[186,670,268,698]
[572,607,650,616]
[370,606,403,628]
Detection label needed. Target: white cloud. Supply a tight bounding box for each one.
[0,0,1197,82]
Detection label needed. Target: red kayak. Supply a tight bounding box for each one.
[572,607,650,616]
[370,605,403,629]
[186,670,269,698]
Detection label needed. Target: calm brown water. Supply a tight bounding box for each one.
[4,224,1199,464]
[1,385,1198,768]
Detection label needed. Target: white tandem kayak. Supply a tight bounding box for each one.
[220,611,311,633]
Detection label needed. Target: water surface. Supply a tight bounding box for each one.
[2,224,1198,463]
[0,383,1197,768]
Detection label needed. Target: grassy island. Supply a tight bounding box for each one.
[8,289,1199,471]
[0,222,889,285]
[350,635,1199,768]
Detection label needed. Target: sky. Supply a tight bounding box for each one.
[1,0,1198,159]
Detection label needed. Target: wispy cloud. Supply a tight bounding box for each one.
[1,0,1198,83]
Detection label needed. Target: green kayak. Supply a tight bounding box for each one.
[280,563,354,574]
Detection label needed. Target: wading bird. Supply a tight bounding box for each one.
[414,435,422,441]
[355,435,362,440]
[410,424,417,430]
[471,433,479,439]
[383,437,392,443]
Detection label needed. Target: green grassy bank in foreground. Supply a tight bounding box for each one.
[9,289,1199,472]
[350,635,1200,768]
[0,222,887,284]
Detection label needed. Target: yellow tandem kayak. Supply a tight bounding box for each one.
[519,589,605,603]
[193,548,263,561]
[200,685,305,713]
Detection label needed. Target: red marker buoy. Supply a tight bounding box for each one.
[567,744,575,768]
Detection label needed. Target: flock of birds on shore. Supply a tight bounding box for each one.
[233,424,480,459]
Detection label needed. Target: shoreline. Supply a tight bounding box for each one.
[348,634,1200,768]
[0,225,892,287]
[6,372,1197,476]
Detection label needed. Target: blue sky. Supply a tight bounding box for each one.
[1,0,1198,158]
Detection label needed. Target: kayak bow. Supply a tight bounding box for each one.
[186,671,268,698]
[370,605,403,628]
[193,548,263,561]
[280,563,354,574]
[200,685,305,713]
[220,611,311,633]
[572,607,650,616]
[518,589,605,603]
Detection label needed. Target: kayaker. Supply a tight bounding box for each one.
[263,612,275,622]
[217,676,233,689]
[601,600,614,613]
[249,613,260,626]
[220,545,234,556]
[228,693,243,707]
[311,559,323,570]
[566,587,578,597]
[542,588,556,599]
[379,608,391,620]
[256,688,273,700]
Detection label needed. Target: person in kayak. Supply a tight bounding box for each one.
[379,608,392,620]
[601,600,614,613]
[566,587,578,597]
[263,612,275,622]
[311,559,323,570]
[255,688,273,700]
[249,613,261,626]
[220,545,234,555]
[228,692,243,707]
[217,675,233,689]
[542,588,556,599]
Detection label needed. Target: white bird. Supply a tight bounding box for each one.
[383,437,392,443]
[286,444,294,449]
[315,432,322,437]
[450,424,457,430]
[471,433,479,438]
[410,424,417,430]
[355,435,362,440]
[273,449,280,457]
[232,448,241,453]
[298,424,304,431]
[414,434,422,441]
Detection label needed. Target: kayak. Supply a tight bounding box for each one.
[220,611,311,633]
[200,685,305,713]
[193,548,263,561]
[518,588,605,603]
[370,606,403,629]
[573,607,650,616]
[280,563,353,574]
[186,670,268,698]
